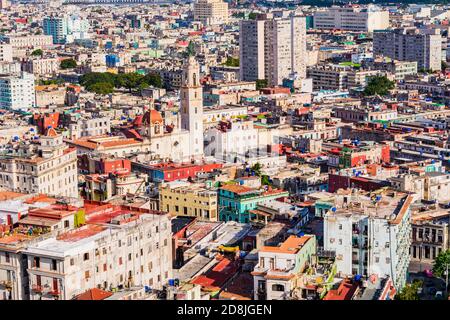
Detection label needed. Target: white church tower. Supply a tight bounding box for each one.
[180,55,204,160]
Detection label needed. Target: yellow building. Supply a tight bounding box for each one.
[159,181,218,221]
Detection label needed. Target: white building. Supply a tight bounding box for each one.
[0,72,35,111]
[180,55,204,160]
[373,28,442,71]
[5,35,53,49]
[24,209,172,300]
[313,5,390,32]
[193,0,229,26]
[265,16,307,86]
[22,58,59,76]
[204,119,259,162]
[0,44,13,63]
[240,14,307,86]
[252,235,316,300]
[0,128,78,198]
[324,190,415,290]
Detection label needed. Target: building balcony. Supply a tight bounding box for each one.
[0,280,12,288]
[31,284,43,293]
[48,288,61,296]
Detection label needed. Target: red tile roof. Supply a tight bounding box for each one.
[74,288,113,300]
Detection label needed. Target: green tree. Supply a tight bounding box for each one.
[224,57,239,67]
[116,73,144,92]
[363,76,395,96]
[261,175,271,186]
[186,41,196,57]
[395,280,422,300]
[248,12,258,20]
[80,72,116,88]
[60,59,77,69]
[256,79,268,90]
[433,249,450,278]
[251,162,262,177]
[31,49,43,56]
[38,79,63,85]
[142,72,163,88]
[88,82,114,95]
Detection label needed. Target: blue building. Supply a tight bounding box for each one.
[43,17,68,44]
[105,54,120,67]
[218,184,289,223]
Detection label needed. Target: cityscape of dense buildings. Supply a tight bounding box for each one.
[0,0,449,303]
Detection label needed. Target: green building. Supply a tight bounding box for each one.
[218,184,289,223]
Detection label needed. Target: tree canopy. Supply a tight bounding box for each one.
[363,76,395,96]
[60,59,77,69]
[433,249,450,278]
[31,49,43,56]
[256,79,268,90]
[251,162,262,177]
[395,280,422,300]
[79,72,164,95]
[224,57,239,67]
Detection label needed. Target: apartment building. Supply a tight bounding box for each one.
[22,57,59,76]
[307,65,349,91]
[193,0,229,26]
[0,44,13,62]
[313,5,390,32]
[411,210,449,267]
[0,201,82,300]
[240,14,307,86]
[373,28,442,71]
[373,58,418,80]
[0,129,78,198]
[159,181,218,221]
[0,234,34,300]
[4,35,53,49]
[0,72,35,111]
[324,190,414,290]
[252,235,316,300]
[204,120,259,162]
[389,171,450,203]
[43,15,90,45]
[63,115,111,139]
[35,85,66,107]
[239,19,266,82]
[24,207,172,300]
[0,62,21,75]
[83,171,147,201]
[218,184,289,223]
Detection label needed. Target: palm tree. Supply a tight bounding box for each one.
[251,162,262,177]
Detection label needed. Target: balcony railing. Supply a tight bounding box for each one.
[32,284,43,292]
[48,288,61,296]
[0,280,12,288]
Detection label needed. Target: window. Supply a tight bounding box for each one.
[85,271,90,279]
[64,220,69,228]
[119,257,123,265]
[5,252,10,263]
[33,257,40,268]
[70,258,74,266]
[272,284,284,292]
[52,259,57,271]
[83,253,89,261]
